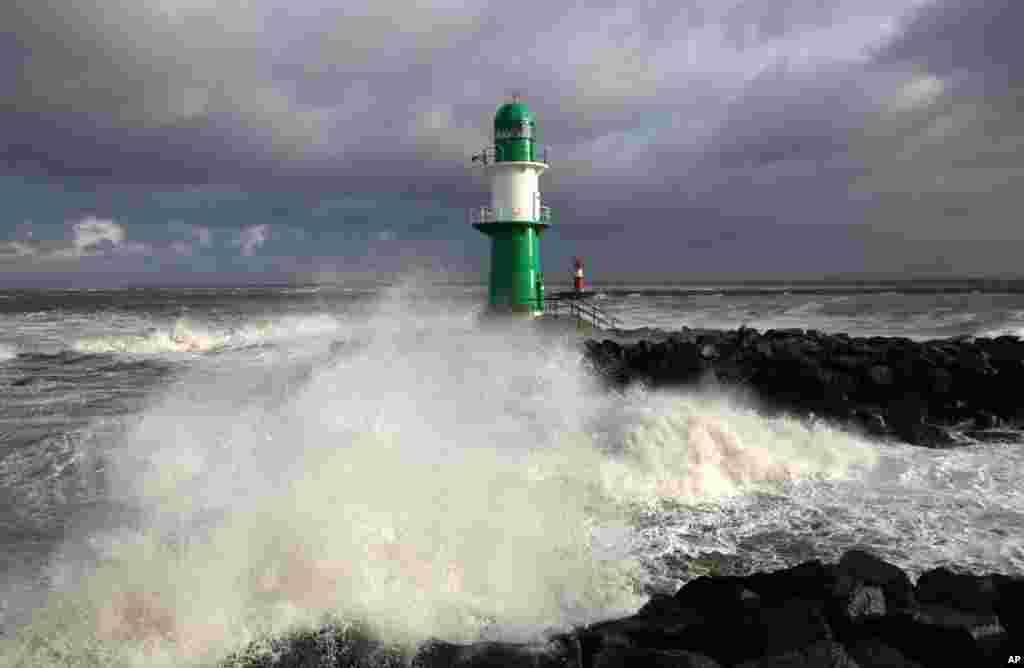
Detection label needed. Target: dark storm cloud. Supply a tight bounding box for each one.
[0,0,911,184]
[2,0,1019,281]
[848,0,1024,261]
[875,0,1022,87]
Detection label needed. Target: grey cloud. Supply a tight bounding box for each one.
[875,0,1022,86]
[2,0,920,187]
[848,0,1024,255]
[6,0,1018,280]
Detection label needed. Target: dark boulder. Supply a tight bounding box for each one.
[742,560,838,605]
[592,647,722,668]
[413,640,572,668]
[840,584,887,622]
[673,576,761,619]
[995,576,1024,640]
[734,640,858,668]
[637,593,691,618]
[579,612,706,656]
[915,568,999,615]
[971,410,1003,430]
[670,600,833,666]
[841,603,1009,668]
[581,326,1024,446]
[225,548,1024,668]
[845,639,924,668]
[866,365,895,387]
[835,551,913,610]
[852,407,888,437]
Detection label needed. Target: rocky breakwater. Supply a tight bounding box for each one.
[581,327,1024,446]
[226,549,1022,667]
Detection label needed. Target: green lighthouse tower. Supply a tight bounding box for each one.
[471,95,551,316]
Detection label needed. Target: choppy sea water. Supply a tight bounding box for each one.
[0,281,1022,666]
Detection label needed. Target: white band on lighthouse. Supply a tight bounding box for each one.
[490,163,545,222]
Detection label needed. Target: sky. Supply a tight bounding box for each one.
[0,0,1021,286]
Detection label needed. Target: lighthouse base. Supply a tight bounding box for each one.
[475,304,542,327]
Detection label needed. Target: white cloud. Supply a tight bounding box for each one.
[891,74,944,111]
[234,224,270,256]
[0,217,151,265]
[71,218,126,253]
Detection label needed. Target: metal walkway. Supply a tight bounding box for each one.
[533,292,621,331]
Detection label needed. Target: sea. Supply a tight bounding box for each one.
[0,280,1022,666]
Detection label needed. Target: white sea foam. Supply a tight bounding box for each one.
[0,279,881,667]
[71,314,343,356]
[0,343,16,361]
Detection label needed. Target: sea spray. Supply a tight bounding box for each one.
[0,280,881,667]
[72,314,343,356]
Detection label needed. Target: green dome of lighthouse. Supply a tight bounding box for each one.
[494,100,535,140]
[494,101,534,128]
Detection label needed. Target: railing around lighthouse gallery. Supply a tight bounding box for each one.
[469,205,552,225]
[471,145,551,166]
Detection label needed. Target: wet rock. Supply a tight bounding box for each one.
[226,550,1024,668]
[846,639,924,668]
[578,612,705,659]
[734,640,858,668]
[972,410,1003,429]
[637,594,690,618]
[835,550,913,610]
[842,607,1008,667]
[841,585,886,621]
[742,560,838,605]
[766,328,806,338]
[581,326,1024,447]
[915,568,999,615]
[963,429,1021,443]
[867,365,894,386]
[852,408,887,437]
[673,576,761,619]
[925,367,953,394]
[592,647,722,668]
[414,640,572,668]
[995,576,1024,640]
[956,348,993,375]
[672,599,833,666]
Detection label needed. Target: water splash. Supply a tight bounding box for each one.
[0,280,881,667]
[72,314,342,356]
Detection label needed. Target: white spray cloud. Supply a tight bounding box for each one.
[0,282,880,667]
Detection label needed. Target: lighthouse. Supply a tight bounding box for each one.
[470,95,551,316]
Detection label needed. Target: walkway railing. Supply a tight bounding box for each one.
[531,293,621,330]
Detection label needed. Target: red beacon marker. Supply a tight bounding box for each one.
[573,257,584,293]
